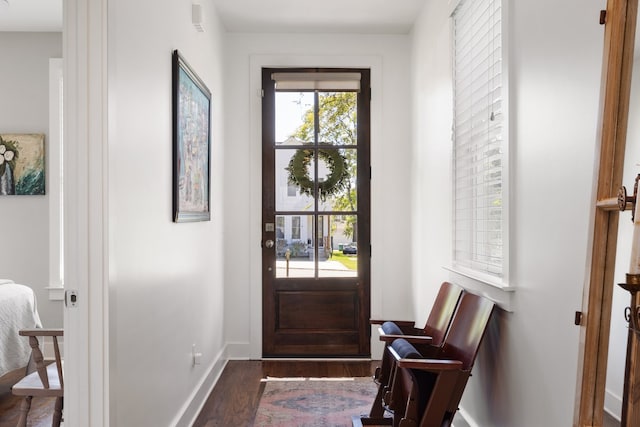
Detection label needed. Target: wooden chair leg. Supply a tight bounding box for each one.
[53,396,63,427]
[17,395,32,427]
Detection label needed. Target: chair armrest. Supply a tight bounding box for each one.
[19,329,64,337]
[376,324,426,337]
[397,358,464,372]
[370,319,416,327]
[378,333,433,345]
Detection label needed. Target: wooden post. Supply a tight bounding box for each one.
[285,249,291,277]
[575,0,638,426]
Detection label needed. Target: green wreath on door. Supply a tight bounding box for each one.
[286,148,350,202]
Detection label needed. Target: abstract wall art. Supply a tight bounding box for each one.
[172,50,211,222]
[0,134,45,196]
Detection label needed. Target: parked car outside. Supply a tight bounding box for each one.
[342,243,357,255]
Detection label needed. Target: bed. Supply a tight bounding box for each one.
[0,279,42,377]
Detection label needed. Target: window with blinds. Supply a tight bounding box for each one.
[452,0,504,278]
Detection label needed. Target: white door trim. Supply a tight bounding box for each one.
[248,54,384,359]
[63,0,109,425]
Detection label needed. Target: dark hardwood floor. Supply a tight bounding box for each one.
[192,360,378,427]
[0,360,377,426]
[0,367,55,427]
[193,360,624,427]
[0,359,622,426]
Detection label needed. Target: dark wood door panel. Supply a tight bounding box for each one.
[276,290,359,330]
[269,331,363,357]
[273,331,361,347]
[266,344,362,358]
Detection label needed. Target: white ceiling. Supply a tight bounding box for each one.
[0,0,62,32]
[213,0,427,34]
[0,0,426,34]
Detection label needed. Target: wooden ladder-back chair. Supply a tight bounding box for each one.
[383,292,495,427]
[354,282,463,426]
[11,329,64,427]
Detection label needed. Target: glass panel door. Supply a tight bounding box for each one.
[262,68,371,357]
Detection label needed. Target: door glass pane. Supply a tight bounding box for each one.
[275,91,314,145]
[319,214,358,278]
[318,92,357,146]
[275,149,314,212]
[277,147,357,212]
[318,148,357,212]
[274,87,359,279]
[276,214,314,278]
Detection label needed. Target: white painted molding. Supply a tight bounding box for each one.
[225,341,252,359]
[445,266,515,312]
[63,0,109,425]
[604,387,622,422]
[455,407,480,427]
[48,58,64,301]
[248,53,384,359]
[45,286,65,301]
[172,347,229,427]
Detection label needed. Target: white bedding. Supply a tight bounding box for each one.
[0,282,42,377]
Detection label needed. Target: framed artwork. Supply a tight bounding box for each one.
[0,134,45,196]
[172,49,211,222]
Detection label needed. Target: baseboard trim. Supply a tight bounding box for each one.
[171,345,229,427]
[225,341,252,359]
[604,387,622,421]
[453,407,479,427]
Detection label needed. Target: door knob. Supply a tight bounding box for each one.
[265,239,274,248]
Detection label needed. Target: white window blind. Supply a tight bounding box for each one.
[272,72,361,92]
[452,0,504,277]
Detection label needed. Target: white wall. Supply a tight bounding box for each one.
[223,33,414,358]
[411,0,605,426]
[107,2,226,425]
[409,1,454,323]
[0,32,63,329]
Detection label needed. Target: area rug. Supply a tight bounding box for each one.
[253,377,377,426]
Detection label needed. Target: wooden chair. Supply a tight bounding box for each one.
[383,292,495,427]
[354,282,463,426]
[11,329,64,427]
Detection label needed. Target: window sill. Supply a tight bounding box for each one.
[46,286,65,301]
[443,266,514,312]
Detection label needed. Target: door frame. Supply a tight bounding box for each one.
[63,0,110,425]
[575,0,637,425]
[248,54,384,359]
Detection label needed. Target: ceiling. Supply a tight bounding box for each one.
[0,0,426,34]
[213,0,426,34]
[0,0,62,32]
